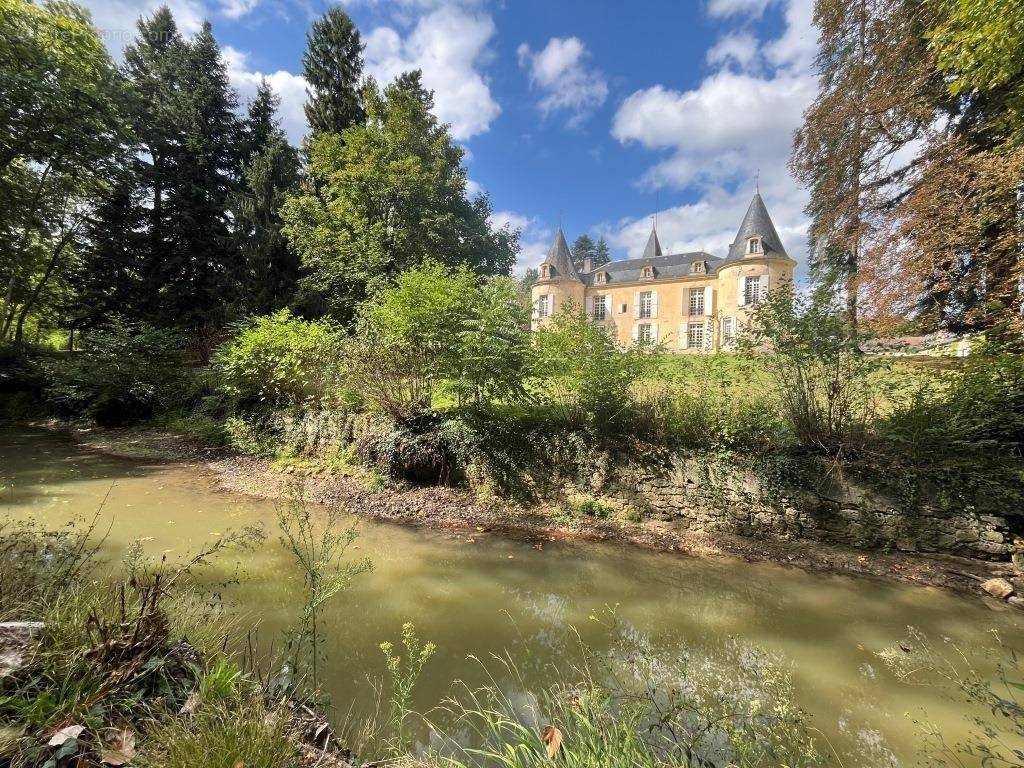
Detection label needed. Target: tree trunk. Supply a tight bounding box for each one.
[13,229,75,343]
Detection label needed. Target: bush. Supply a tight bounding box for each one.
[215,310,351,410]
[530,305,655,434]
[40,319,195,425]
[741,286,882,454]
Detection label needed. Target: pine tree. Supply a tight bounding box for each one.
[303,5,365,136]
[234,80,302,317]
[571,234,596,271]
[594,236,611,268]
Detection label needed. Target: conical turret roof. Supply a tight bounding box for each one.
[642,224,663,260]
[726,193,789,261]
[541,227,581,280]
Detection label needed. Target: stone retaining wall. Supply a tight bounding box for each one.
[591,455,1014,560]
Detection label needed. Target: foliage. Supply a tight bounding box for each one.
[740,286,882,454]
[281,79,518,321]
[530,304,656,434]
[302,5,365,137]
[380,622,436,757]
[41,319,195,425]
[215,310,349,410]
[416,614,829,768]
[879,627,1024,767]
[346,262,529,420]
[277,486,372,692]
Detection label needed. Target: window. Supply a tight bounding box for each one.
[689,289,705,316]
[620,303,627,314]
[692,261,705,274]
[744,276,762,306]
[687,324,704,349]
[537,294,550,318]
[595,271,608,285]
[540,264,550,279]
[639,291,653,319]
[748,237,762,254]
[722,316,736,344]
[637,323,654,343]
[592,295,607,321]
[641,266,654,279]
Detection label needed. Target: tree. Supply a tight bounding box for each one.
[571,234,596,271]
[281,78,518,322]
[595,236,611,268]
[0,0,125,343]
[302,5,365,137]
[233,81,302,317]
[791,0,940,329]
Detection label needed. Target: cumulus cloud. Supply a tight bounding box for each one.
[517,36,608,127]
[219,0,260,19]
[608,0,815,271]
[489,210,553,274]
[223,46,308,144]
[80,0,208,57]
[363,5,501,140]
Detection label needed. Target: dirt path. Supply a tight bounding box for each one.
[63,423,1022,608]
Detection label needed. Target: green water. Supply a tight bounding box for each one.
[2,426,1020,764]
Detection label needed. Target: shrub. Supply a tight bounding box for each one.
[741,286,882,454]
[530,305,656,434]
[215,310,350,410]
[40,319,194,425]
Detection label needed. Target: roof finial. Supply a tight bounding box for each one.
[754,169,760,194]
[655,189,659,231]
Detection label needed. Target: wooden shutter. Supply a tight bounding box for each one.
[585,295,593,318]
[705,319,714,349]
[703,286,713,315]
[679,322,689,349]
[736,276,747,307]
[631,324,640,342]
[760,274,769,297]
[633,291,640,319]
[651,322,659,342]
[651,291,659,318]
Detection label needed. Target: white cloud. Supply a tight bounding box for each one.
[488,210,553,274]
[609,0,815,271]
[219,0,260,19]
[707,0,772,18]
[706,32,761,70]
[363,5,500,140]
[517,36,608,127]
[223,46,309,144]
[81,0,208,57]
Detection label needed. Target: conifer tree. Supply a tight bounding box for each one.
[571,234,596,271]
[234,80,302,316]
[303,5,365,136]
[594,236,611,268]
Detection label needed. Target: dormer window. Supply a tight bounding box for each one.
[641,265,655,279]
[595,271,608,285]
[747,237,762,254]
[540,264,550,279]
[691,261,706,274]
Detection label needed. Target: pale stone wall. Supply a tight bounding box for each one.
[587,454,1014,559]
[531,278,586,330]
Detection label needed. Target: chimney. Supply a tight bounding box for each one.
[582,256,593,273]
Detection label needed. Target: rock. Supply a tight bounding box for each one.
[981,578,1015,600]
[1008,596,1024,610]
[0,621,44,676]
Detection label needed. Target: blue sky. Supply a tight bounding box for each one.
[81,0,817,273]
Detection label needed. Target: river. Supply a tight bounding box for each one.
[2,426,1020,765]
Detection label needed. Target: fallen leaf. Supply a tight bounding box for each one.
[100,727,136,766]
[179,691,200,715]
[48,725,84,747]
[542,725,562,758]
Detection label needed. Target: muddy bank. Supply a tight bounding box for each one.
[57,422,1023,607]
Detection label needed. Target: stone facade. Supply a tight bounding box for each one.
[592,455,1014,560]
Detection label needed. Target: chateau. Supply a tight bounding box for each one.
[531,193,795,352]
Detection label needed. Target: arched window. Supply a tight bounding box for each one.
[540,264,550,279]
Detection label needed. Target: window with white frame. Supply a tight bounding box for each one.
[637,323,654,343]
[692,261,705,274]
[639,290,653,318]
[744,276,762,305]
[641,266,653,279]
[687,323,704,349]
[721,316,736,343]
[748,237,762,254]
[537,294,550,318]
[540,264,550,279]
[595,272,607,285]
[689,289,705,316]
[592,295,607,321]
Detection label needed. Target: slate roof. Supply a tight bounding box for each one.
[539,227,581,280]
[642,227,663,260]
[723,193,789,263]
[583,251,721,285]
